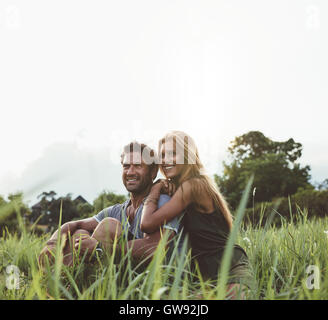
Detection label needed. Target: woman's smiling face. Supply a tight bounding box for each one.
[160,141,184,180]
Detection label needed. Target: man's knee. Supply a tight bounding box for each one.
[68,229,91,247]
[92,218,121,241]
[97,217,121,232]
[72,229,90,239]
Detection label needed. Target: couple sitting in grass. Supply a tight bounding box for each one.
[39,130,254,299]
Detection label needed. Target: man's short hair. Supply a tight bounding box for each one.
[120,141,158,171]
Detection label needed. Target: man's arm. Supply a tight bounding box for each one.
[46,217,98,243]
[38,217,98,265]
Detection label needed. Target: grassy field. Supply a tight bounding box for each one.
[1,216,328,300]
[1,186,328,300]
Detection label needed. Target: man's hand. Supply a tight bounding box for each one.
[38,241,57,267]
[74,234,98,259]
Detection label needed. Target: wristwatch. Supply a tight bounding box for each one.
[96,241,104,254]
[95,242,104,258]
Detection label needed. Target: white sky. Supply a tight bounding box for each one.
[0,0,327,204]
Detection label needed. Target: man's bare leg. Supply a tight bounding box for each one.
[91,217,122,252]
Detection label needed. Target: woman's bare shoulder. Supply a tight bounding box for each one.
[182,177,214,213]
[179,178,200,191]
[178,178,204,202]
[175,180,194,205]
[181,177,204,190]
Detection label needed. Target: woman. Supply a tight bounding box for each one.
[141,131,254,299]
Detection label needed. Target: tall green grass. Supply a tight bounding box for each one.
[1,189,328,300]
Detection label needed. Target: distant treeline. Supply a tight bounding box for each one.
[0,190,127,234]
[1,131,327,234]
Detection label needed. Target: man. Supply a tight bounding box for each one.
[39,141,180,267]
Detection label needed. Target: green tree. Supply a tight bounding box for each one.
[32,192,84,229]
[93,190,127,213]
[75,202,94,219]
[48,193,79,226]
[215,131,312,209]
[0,192,30,234]
[228,131,303,164]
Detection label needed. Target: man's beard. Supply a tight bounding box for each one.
[124,175,152,195]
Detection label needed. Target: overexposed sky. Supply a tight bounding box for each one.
[0,0,327,204]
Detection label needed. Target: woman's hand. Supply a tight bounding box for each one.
[152,179,176,197]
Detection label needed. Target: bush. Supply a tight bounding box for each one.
[243,188,328,227]
[0,193,30,235]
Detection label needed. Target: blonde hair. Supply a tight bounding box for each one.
[159,130,233,230]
